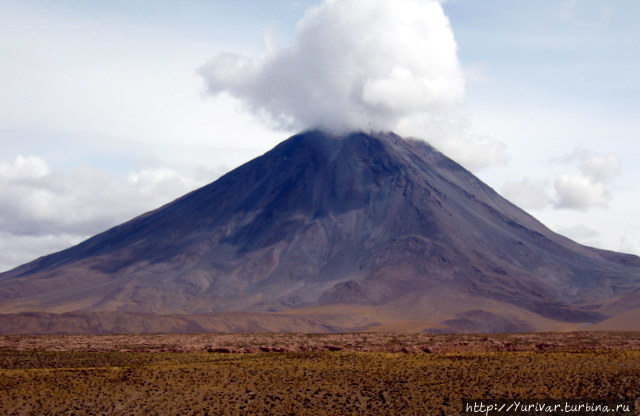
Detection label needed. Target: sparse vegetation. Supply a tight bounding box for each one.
[1,347,640,415]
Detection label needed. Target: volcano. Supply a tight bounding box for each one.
[1,131,640,334]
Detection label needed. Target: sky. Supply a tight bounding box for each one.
[0,0,638,272]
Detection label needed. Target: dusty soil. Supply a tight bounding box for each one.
[2,332,640,415]
[1,331,640,354]
[1,350,639,415]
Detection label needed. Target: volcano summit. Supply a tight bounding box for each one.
[1,131,639,334]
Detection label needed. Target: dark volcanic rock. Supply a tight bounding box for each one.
[1,130,639,333]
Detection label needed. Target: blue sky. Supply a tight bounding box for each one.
[0,0,638,271]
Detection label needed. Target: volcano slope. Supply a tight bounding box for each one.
[1,131,639,334]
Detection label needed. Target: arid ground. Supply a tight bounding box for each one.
[1,332,639,415]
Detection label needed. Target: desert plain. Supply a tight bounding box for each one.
[1,331,639,415]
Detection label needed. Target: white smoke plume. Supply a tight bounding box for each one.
[200,0,465,135]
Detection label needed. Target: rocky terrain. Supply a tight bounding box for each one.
[2,331,640,354]
[1,334,639,415]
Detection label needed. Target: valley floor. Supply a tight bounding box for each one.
[3,331,640,354]
[1,332,639,415]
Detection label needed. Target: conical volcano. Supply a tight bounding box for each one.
[1,131,640,334]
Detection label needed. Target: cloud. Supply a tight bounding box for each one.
[553,223,604,249]
[0,155,50,179]
[556,224,601,241]
[500,179,551,210]
[620,234,640,256]
[553,173,610,210]
[200,0,465,135]
[399,115,508,171]
[0,155,207,237]
[0,232,83,273]
[0,155,221,271]
[499,150,621,213]
[553,151,620,210]
[128,168,198,200]
[578,153,621,183]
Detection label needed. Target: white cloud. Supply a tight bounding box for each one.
[200,0,509,172]
[200,0,465,135]
[553,223,604,249]
[0,156,209,237]
[552,151,621,210]
[0,155,50,180]
[498,150,622,213]
[620,234,640,256]
[0,155,223,271]
[0,232,83,273]
[500,179,550,210]
[437,134,507,172]
[556,224,601,241]
[553,173,610,210]
[404,116,508,171]
[128,168,196,199]
[578,153,621,183]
